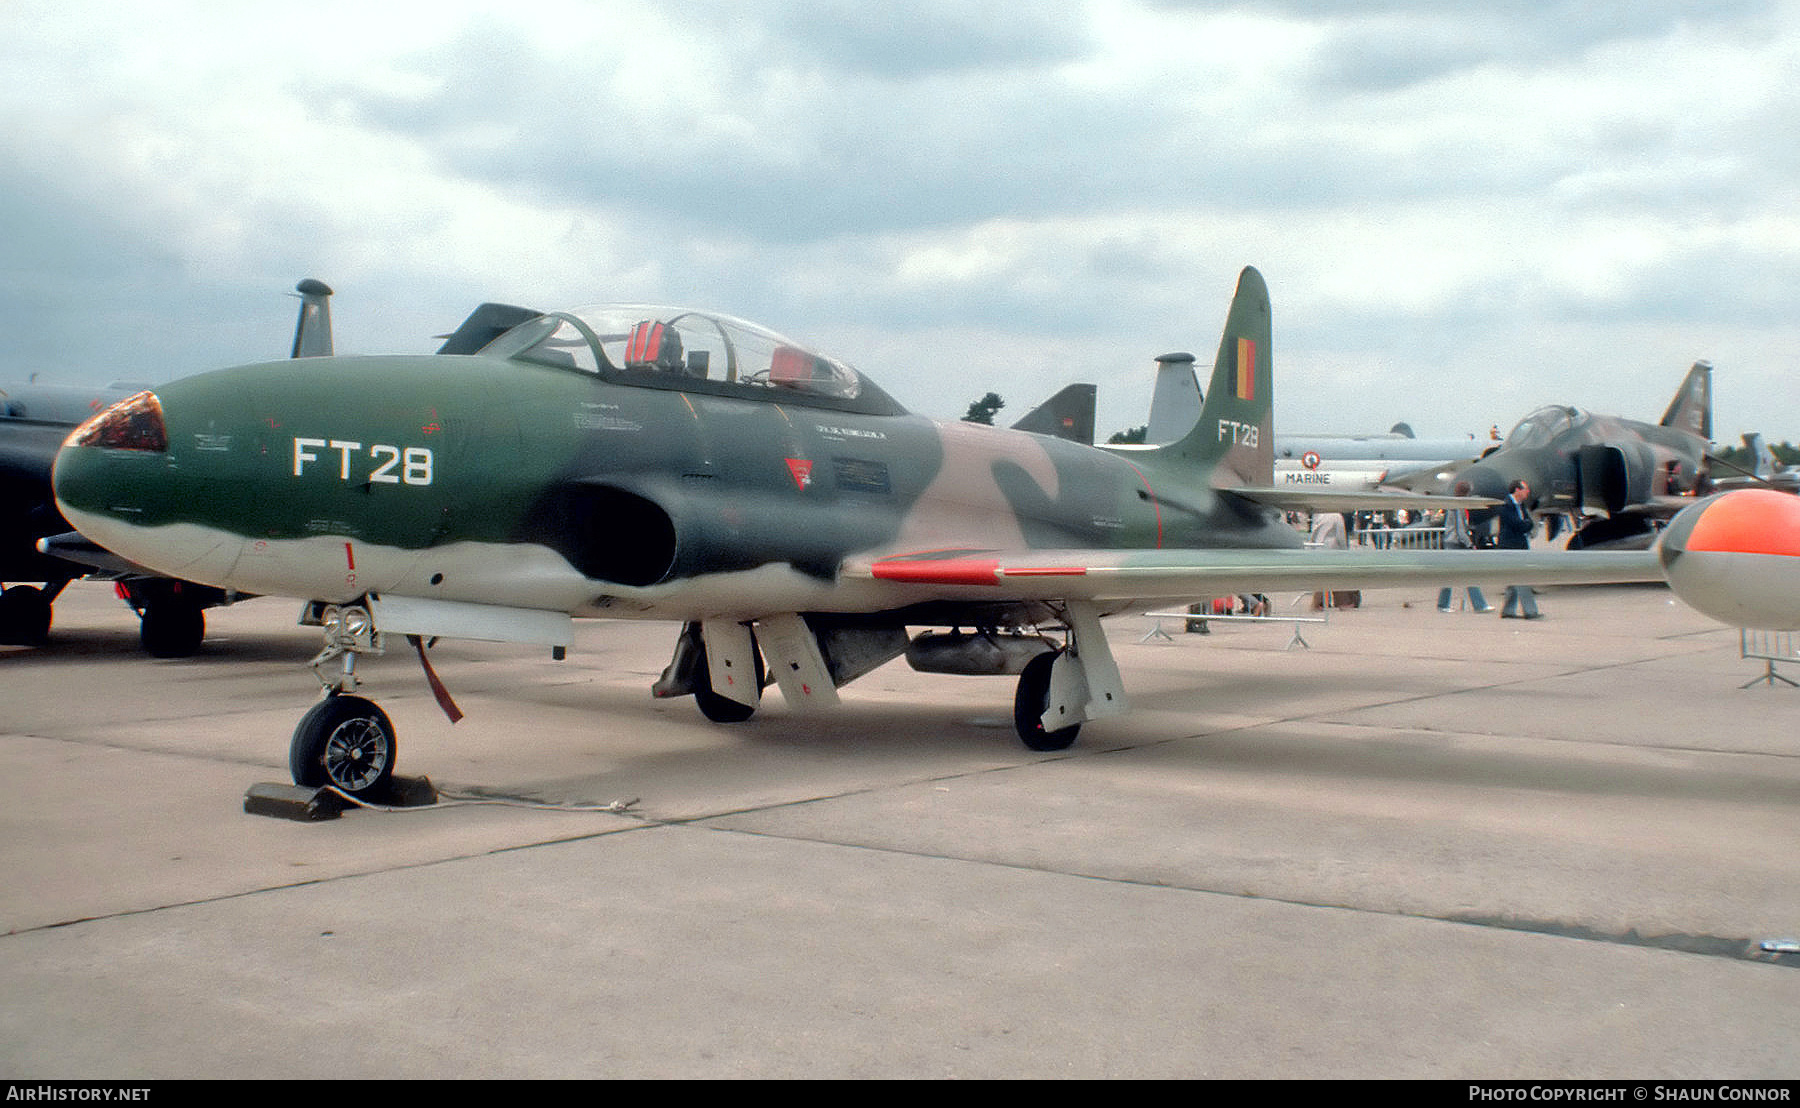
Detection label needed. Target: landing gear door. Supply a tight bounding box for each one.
[701,620,760,709]
[755,612,840,712]
[1045,652,1091,734]
[1047,601,1130,728]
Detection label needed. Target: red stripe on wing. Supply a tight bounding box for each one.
[870,558,1002,586]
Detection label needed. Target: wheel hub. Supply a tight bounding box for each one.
[324,718,389,792]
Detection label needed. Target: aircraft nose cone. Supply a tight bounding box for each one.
[1454,464,1509,502]
[1659,489,1800,630]
[49,389,208,581]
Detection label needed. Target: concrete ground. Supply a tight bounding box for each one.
[1,579,1796,1079]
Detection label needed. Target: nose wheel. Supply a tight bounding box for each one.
[290,693,397,799]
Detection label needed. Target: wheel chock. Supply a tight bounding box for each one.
[243,783,347,822]
[244,775,440,821]
[377,774,439,807]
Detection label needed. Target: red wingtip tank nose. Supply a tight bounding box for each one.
[1659,489,1800,630]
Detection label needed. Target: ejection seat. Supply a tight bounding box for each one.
[623,320,686,374]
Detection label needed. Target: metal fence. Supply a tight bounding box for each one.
[1740,629,1799,688]
[1351,526,1447,551]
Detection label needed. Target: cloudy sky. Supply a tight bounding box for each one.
[4,0,1797,444]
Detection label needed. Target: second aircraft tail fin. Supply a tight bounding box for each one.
[290,279,334,358]
[1660,360,1712,441]
[1011,383,1096,445]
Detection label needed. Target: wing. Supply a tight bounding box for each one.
[1624,495,1707,519]
[1225,485,1497,514]
[846,545,1663,607]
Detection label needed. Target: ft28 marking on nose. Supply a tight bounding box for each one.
[293,438,434,486]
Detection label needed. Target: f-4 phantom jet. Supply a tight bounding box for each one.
[1451,362,1715,549]
[53,269,1676,797]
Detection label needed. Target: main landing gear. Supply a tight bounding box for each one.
[1013,648,1081,751]
[0,582,58,646]
[117,579,208,658]
[694,642,766,723]
[654,620,769,724]
[656,606,1129,754]
[1007,602,1129,751]
[0,577,214,656]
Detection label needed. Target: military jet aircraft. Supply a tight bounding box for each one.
[0,279,336,650]
[1709,433,1800,495]
[51,268,1671,798]
[1450,362,1714,549]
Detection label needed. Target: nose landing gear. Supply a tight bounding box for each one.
[292,602,399,800]
[290,693,396,797]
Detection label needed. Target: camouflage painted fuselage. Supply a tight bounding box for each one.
[52,344,1291,626]
[1453,363,1713,524]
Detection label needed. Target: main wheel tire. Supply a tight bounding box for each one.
[0,585,52,646]
[140,598,205,658]
[290,694,397,798]
[1013,649,1081,751]
[693,640,765,724]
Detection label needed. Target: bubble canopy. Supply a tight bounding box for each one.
[1503,405,1582,449]
[481,305,906,416]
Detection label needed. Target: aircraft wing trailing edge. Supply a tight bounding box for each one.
[1224,485,1499,514]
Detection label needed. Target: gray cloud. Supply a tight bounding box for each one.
[1158,0,1786,91]
[716,0,1097,77]
[2,0,1797,443]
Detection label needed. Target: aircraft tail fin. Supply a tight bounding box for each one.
[1660,360,1712,441]
[1011,383,1096,445]
[1735,433,1776,480]
[1145,352,1202,444]
[1151,266,1273,488]
[291,279,334,358]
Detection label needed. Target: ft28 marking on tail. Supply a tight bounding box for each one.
[1218,419,1259,448]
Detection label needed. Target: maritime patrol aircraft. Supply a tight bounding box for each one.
[1274,425,1493,492]
[52,268,1680,797]
[1451,362,1715,549]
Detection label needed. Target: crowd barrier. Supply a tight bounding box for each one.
[1740,628,1799,688]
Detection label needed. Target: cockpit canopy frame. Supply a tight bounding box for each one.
[482,305,905,416]
[1504,405,1585,450]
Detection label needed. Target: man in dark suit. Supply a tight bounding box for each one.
[1498,479,1541,618]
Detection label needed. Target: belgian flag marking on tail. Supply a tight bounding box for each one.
[1235,338,1256,402]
